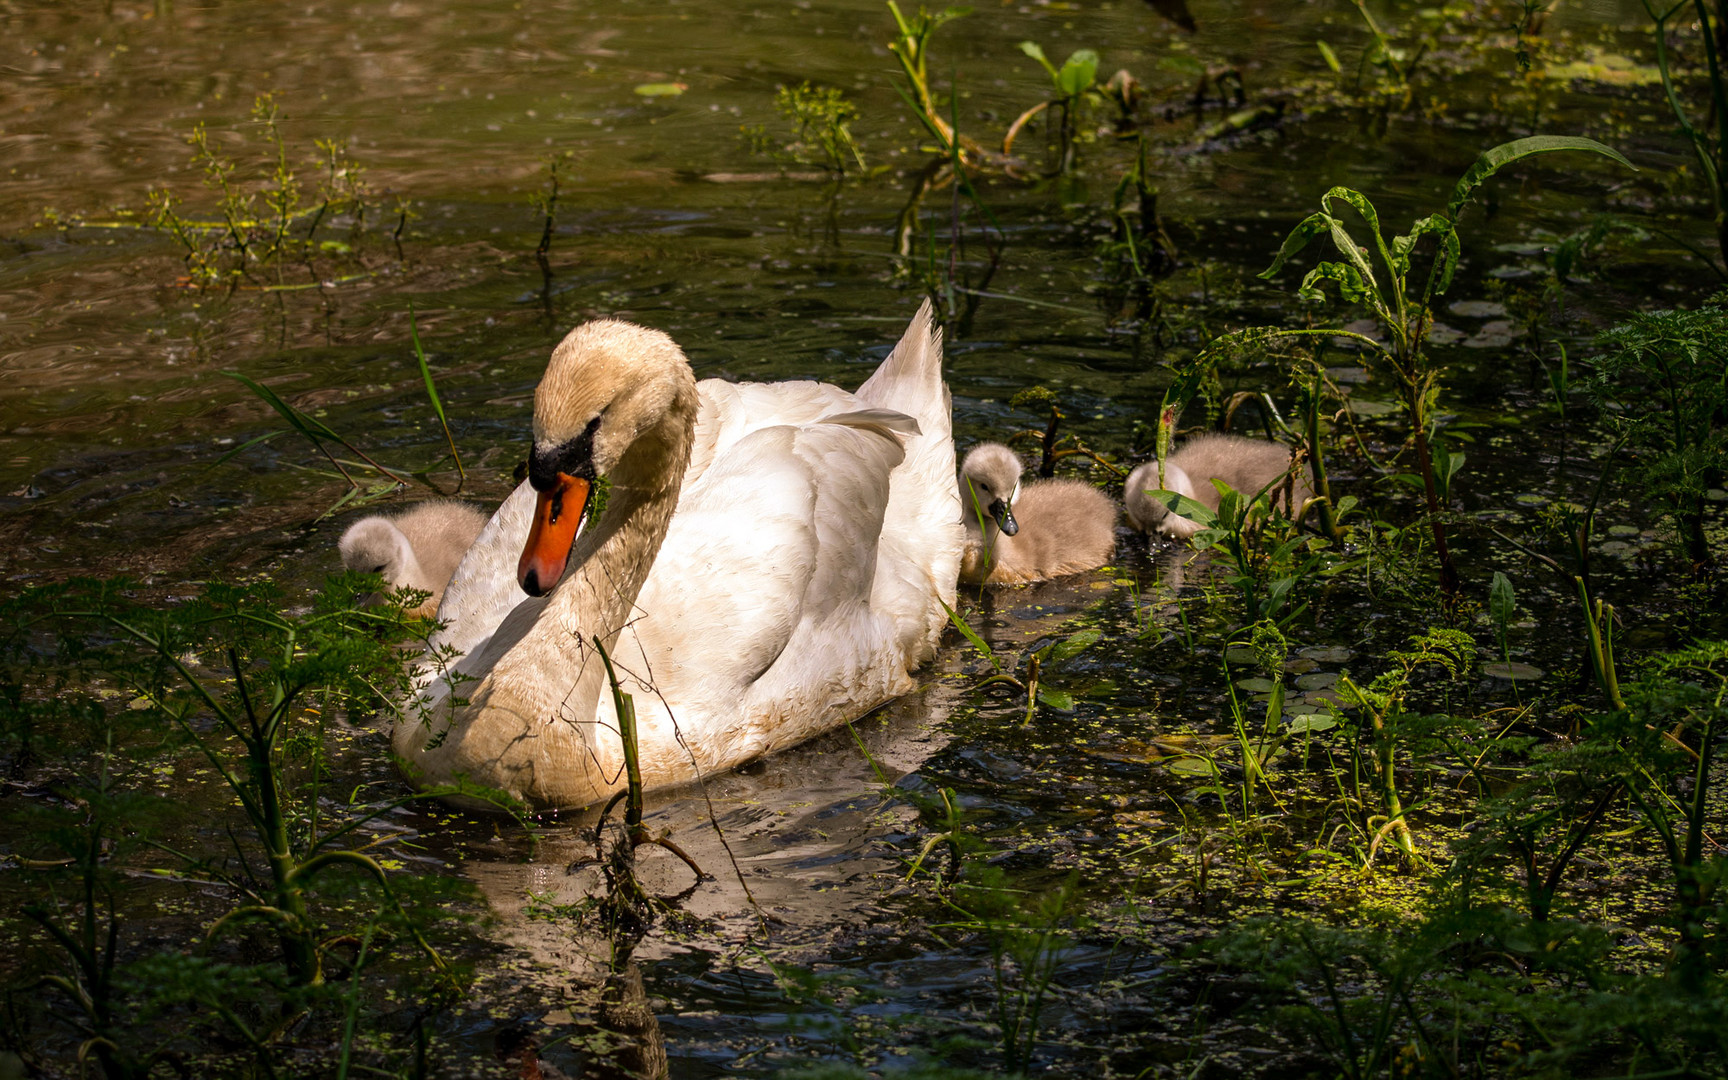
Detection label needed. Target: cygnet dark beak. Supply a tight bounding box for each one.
[989,498,1019,537]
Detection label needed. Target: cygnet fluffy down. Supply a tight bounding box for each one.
[338,501,489,616]
[959,442,1117,585]
[1124,434,1312,540]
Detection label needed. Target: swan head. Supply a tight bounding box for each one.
[959,442,1023,537]
[339,516,414,584]
[519,318,695,597]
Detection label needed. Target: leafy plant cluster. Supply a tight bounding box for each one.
[46,92,400,291]
[0,574,500,1078]
[1208,640,1728,1078]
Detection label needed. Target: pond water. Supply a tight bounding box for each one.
[2,0,1722,1076]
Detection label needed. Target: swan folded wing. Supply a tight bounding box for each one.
[741,418,912,755]
[428,481,537,668]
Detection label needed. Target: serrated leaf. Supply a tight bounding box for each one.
[1261,211,1335,279]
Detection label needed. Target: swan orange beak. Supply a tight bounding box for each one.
[518,473,592,597]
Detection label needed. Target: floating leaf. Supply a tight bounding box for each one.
[634,82,688,97]
[1483,661,1545,681]
[1165,756,1216,777]
[1036,689,1075,712]
[1045,628,1102,664]
[1284,715,1338,734]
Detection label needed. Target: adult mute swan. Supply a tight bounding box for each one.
[338,501,489,616]
[958,442,1116,584]
[1124,434,1312,540]
[393,302,961,809]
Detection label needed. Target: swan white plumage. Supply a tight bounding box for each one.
[393,302,961,809]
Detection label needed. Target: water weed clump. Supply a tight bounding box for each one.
[1582,294,1728,568]
[43,93,396,291]
[0,575,496,1076]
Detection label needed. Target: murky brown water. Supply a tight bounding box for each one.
[2,0,1718,1074]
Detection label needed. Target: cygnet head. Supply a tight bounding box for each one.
[338,517,415,583]
[959,442,1024,536]
[1125,459,1200,537]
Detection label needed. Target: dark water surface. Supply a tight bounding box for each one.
[2,0,1719,1074]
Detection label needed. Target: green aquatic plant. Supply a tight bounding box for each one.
[529,149,574,258]
[1583,297,1728,568]
[885,2,977,163]
[137,92,377,289]
[774,82,866,175]
[1259,135,1635,599]
[939,597,1102,722]
[1593,641,1728,983]
[1148,471,1350,626]
[943,866,1083,1073]
[33,576,474,988]
[1007,41,1099,174]
[1642,0,1728,274]
[1328,628,1474,863]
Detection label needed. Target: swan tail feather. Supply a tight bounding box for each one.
[821,408,921,441]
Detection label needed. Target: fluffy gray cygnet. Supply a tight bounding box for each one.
[958,442,1117,585]
[1123,434,1312,540]
[338,501,489,616]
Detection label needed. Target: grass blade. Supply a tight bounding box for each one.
[410,302,465,483]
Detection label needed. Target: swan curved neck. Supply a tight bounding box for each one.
[539,377,699,712]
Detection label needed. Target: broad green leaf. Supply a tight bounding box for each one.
[1145,489,1217,529]
[1489,571,1516,632]
[1446,136,1635,222]
[1215,486,1242,525]
[1284,714,1338,734]
[1318,187,1392,304]
[1261,211,1334,279]
[1018,40,1059,81]
[1165,756,1216,776]
[1057,49,1100,97]
[1036,688,1076,712]
[1298,261,1375,306]
[1047,628,1103,664]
